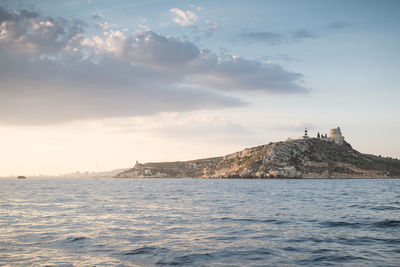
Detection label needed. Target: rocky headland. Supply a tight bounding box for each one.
[115,136,400,179]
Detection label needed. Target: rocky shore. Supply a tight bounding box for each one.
[115,138,400,178]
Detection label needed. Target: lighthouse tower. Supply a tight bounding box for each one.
[302,127,310,139]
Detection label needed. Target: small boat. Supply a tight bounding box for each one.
[17,176,26,179]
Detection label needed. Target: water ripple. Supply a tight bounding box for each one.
[220,217,287,224]
[307,255,367,263]
[320,221,363,228]
[372,220,400,228]
[123,246,168,255]
[0,178,399,266]
[64,236,91,243]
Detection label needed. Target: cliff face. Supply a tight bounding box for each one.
[115,138,400,178]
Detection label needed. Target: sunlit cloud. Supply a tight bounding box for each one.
[170,8,198,26]
[95,22,117,30]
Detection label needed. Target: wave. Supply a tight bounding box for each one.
[157,252,214,266]
[123,246,170,256]
[64,236,91,243]
[220,217,287,224]
[156,248,275,265]
[289,236,400,246]
[372,220,400,228]
[308,255,367,263]
[320,220,400,229]
[370,206,400,211]
[320,221,363,228]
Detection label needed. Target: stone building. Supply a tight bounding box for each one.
[328,127,345,144]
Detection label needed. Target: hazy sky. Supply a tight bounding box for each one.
[0,0,399,176]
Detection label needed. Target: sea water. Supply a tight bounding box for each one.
[0,178,399,266]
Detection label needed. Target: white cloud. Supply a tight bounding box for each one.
[138,24,151,31]
[95,22,117,30]
[170,8,198,26]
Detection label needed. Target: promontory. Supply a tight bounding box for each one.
[115,127,400,178]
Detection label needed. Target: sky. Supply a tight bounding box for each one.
[0,0,399,176]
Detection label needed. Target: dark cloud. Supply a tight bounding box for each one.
[125,31,201,67]
[239,30,317,45]
[186,52,306,94]
[0,52,245,125]
[0,6,39,21]
[0,6,307,125]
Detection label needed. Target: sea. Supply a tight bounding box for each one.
[0,178,399,266]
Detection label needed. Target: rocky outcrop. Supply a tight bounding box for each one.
[115,138,400,178]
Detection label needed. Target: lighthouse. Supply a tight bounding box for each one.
[303,127,310,139]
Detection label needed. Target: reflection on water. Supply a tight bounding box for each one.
[1,178,399,266]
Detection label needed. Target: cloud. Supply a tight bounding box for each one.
[91,13,103,20]
[95,21,117,30]
[137,24,151,31]
[327,21,349,29]
[191,20,218,41]
[169,7,217,39]
[0,6,307,125]
[263,54,297,62]
[184,51,306,94]
[159,113,250,137]
[109,112,251,142]
[170,8,198,26]
[239,30,316,45]
[0,6,86,56]
[291,30,316,40]
[201,20,218,37]
[0,51,245,125]
[239,32,283,45]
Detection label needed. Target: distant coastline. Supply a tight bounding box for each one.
[3,128,399,180]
